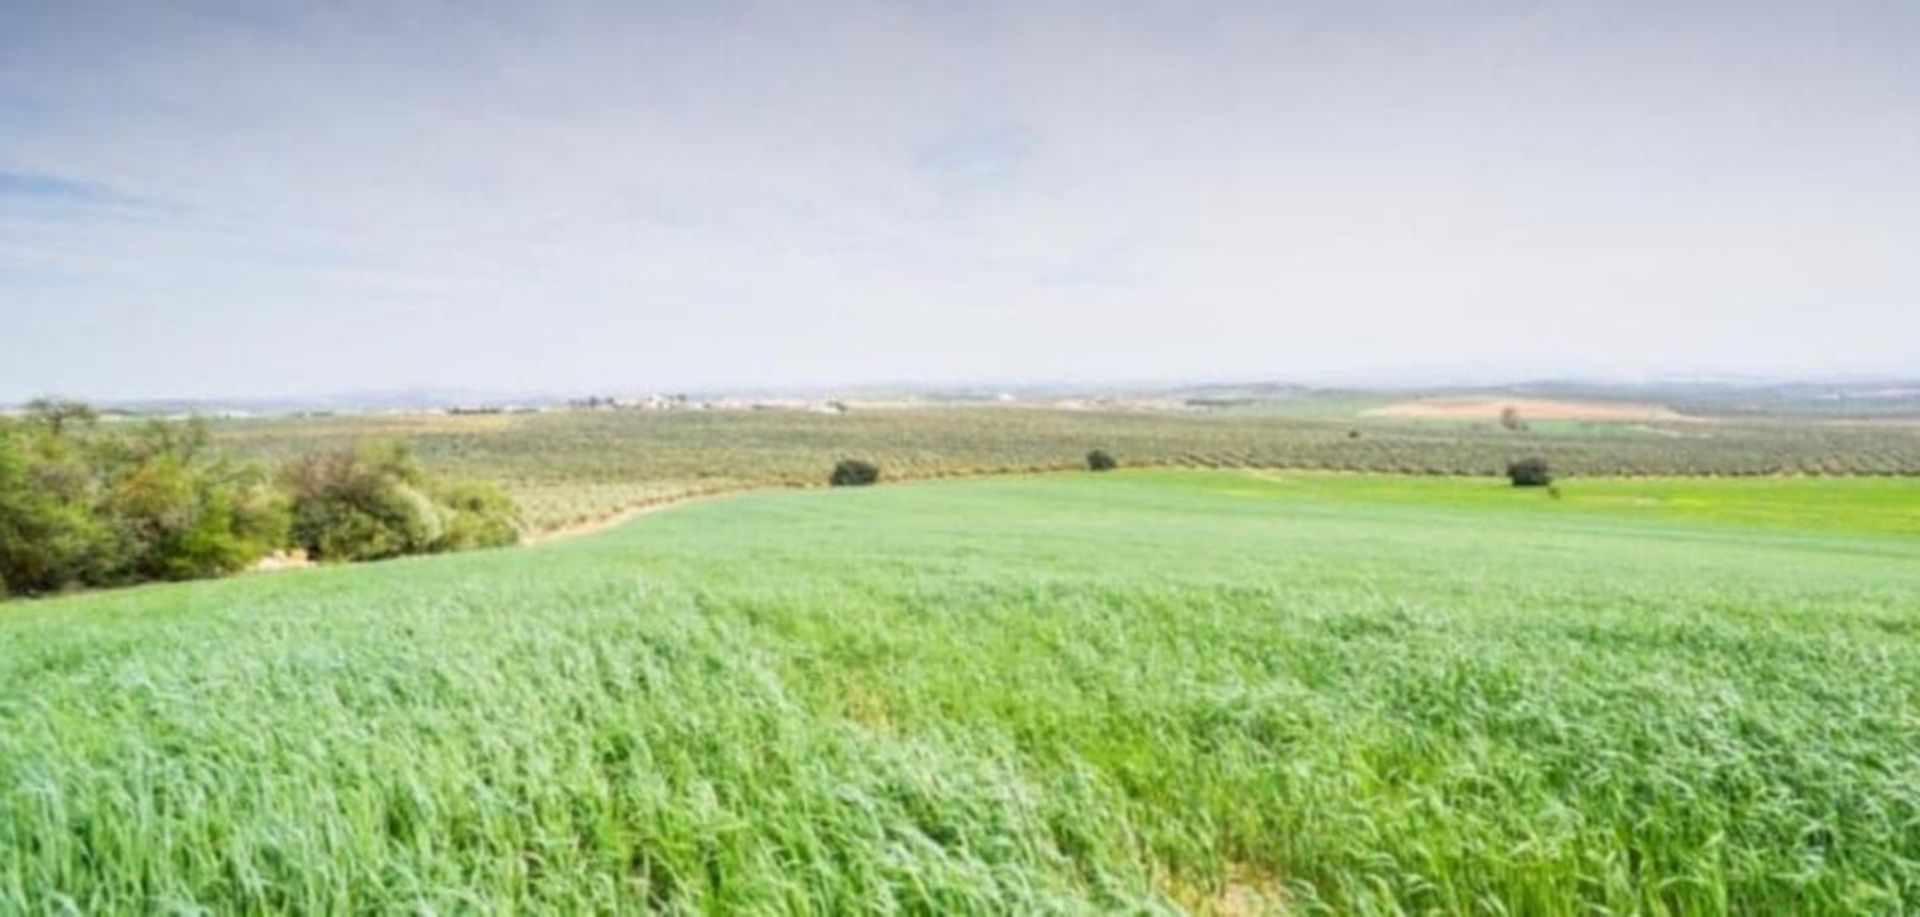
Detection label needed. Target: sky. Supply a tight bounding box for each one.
[2,1,1915,400]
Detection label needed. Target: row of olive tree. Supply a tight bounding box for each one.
[0,402,519,597]
[829,449,1120,487]
[834,450,1550,487]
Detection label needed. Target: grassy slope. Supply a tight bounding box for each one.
[3,471,1919,913]
[1225,471,1920,537]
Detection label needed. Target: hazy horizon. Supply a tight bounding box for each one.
[5,1,1916,401]
[10,369,1920,411]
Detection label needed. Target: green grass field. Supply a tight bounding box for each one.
[4,471,1919,913]
[1224,471,1920,537]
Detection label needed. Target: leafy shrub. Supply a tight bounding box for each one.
[281,442,436,562]
[0,411,287,595]
[432,480,523,551]
[1507,457,1553,487]
[1086,449,1118,471]
[95,422,287,583]
[829,459,880,487]
[1,405,523,596]
[282,441,519,562]
[0,423,109,594]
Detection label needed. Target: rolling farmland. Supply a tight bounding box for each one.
[12,1,1917,912]
[4,470,1917,912]
[209,405,1920,530]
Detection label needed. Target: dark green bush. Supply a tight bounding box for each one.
[1086,449,1118,471]
[432,479,523,551]
[830,459,880,487]
[0,422,110,594]
[1507,457,1553,487]
[282,442,434,562]
[0,411,287,595]
[95,423,287,583]
[1,404,525,596]
[282,441,520,562]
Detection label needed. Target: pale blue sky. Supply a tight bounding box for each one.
[2,1,1915,400]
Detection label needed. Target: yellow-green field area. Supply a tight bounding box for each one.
[1223,471,1920,537]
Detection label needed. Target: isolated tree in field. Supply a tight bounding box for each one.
[1086,449,1118,471]
[24,397,100,437]
[1499,405,1528,432]
[1507,457,1553,487]
[829,459,879,487]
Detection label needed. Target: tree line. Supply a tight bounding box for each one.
[0,400,520,598]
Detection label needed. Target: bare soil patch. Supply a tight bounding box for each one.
[249,549,313,573]
[1157,862,1289,915]
[1364,396,1693,423]
[523,489,747,545]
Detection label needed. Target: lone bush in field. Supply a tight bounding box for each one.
[282,441,520,562]
[829,459,880,487]
[1087,449,1118,471]
[1507,457,1553,487]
